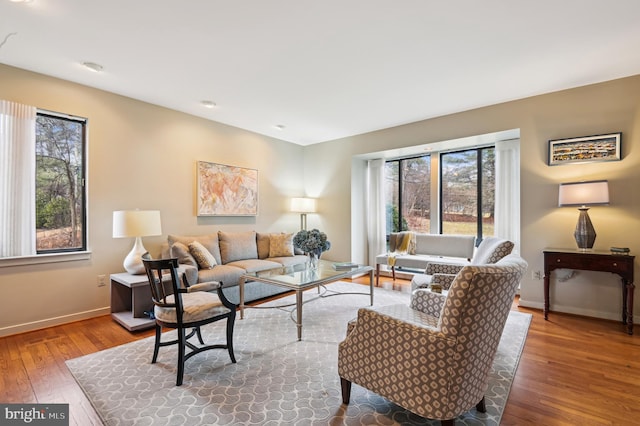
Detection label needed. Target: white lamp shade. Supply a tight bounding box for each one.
[113,210,162,238]
[290,197,317,213]
[558,180,609,207]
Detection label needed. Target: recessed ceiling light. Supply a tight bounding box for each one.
[201,100,216,108]
[274,124,286,130]
[82,62,103,72]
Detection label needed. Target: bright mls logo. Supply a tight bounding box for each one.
[0,404,68,425]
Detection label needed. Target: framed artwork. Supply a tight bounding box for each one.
[196,161,258,216]
[548,132,621,166]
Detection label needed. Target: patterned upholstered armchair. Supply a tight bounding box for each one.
[410,236,514,291]
[338,254,527,426]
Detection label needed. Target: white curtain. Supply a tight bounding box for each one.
[0,100,36,257]
[494,139,520,253]
[366,159,386,267]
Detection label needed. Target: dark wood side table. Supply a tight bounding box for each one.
[543,249,635,335]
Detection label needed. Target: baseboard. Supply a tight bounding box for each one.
[518,298,639,324]
[0,307,111,338]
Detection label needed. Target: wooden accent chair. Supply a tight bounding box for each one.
[142,255,237,386]
[338,254,527,425]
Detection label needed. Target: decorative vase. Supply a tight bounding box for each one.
[308,251,320,270]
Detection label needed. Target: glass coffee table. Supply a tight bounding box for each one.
[239,259,374,341]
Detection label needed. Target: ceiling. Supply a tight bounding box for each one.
[2,1,640,146]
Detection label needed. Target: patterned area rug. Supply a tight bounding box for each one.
[66,282,531,425]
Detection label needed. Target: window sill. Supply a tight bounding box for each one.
[0,251,91,268]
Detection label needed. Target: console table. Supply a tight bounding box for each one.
[543,249,635,335]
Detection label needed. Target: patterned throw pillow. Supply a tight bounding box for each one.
[269,233,294,257]
[188,241,218,269]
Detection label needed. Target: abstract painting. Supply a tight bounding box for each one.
[196,161,258,216]
[548,132,621,165]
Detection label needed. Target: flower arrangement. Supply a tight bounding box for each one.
[293,228,331,257]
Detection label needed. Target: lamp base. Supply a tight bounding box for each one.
[123,237,148,275]
[574,207,596,250]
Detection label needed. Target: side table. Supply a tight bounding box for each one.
[110,272,155,331]
[543,249,635,335]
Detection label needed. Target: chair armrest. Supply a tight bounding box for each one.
[425,262,464,275]
[432,273,456,290]
[186,281,221,292]
[410,289,446,317]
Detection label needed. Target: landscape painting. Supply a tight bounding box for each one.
[548,133,621,165]
[197,161,258,216]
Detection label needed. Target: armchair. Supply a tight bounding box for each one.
[338,254,527,425]
[410,236,514,291]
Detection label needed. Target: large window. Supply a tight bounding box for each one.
[384,155,431,234]
[441,147,495,240]
[0,102,87,259]
[35,112,87,253]
[385,146,494,243]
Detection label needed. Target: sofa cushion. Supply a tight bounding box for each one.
[196,264,246,286]
[227,259,282,273]
[168,233,222,265]
[268,254,308,267]
[256,232,271,259]
[188,241,218,269]
[218,231,258,264]
[169,242,197,268]
[269,232,294,257]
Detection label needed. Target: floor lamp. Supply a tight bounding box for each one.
[558,180,609,250]
[290,198,316,230]
[113,210,162,274]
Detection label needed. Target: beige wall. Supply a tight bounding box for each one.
[2,63,639,336]
[305,75,640,324]
[0,64,305,336]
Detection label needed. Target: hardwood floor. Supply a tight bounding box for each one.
[1,276,638,425]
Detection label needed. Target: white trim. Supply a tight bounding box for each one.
[0,251,91,268]
[518,298,639,324]
[0,306,110,338]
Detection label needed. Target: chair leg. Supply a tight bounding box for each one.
[195,326,205,345]
[476,396,486,413]
[226,313,236,363]
[151,324,161,363]
[440,420,455,426]
[392,266,396,281]
[375,264,380,286]
[176,328,186,386]
[340,378,351,404]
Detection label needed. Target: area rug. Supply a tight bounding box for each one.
[66,282,531,425]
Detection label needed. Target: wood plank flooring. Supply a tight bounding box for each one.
[1,276,638,425]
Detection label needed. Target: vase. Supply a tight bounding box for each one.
[308,251,320,270]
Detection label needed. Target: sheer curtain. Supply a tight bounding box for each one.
[0,100,36,257]
[366,159,386,267]
[494,139,520,253]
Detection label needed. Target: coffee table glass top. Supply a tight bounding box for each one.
[243,259,371,289]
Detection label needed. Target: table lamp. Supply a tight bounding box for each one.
[113,210,162,274]
[290,198,316,230]
[558,180,609,250]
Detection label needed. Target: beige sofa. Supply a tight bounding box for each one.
[375,233,476,285]
[161,230,308,304]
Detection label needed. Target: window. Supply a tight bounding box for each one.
[385,146,494,243]
[35,112,87,253]
[441,147,495,241]
[384,155,431,234]
[0,101,87,259]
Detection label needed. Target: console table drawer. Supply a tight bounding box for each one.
[547,253,633,274]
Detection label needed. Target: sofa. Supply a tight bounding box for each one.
[161,230,308,304]
[375,233,476,286]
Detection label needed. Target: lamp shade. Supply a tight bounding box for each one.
[113,210,162,238]
[290,197,317,213]
[558,180,609,207]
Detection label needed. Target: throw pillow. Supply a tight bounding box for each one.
[170,242,197,268]
[218,231,258,264]
[269,232,294,257]
[188,241,218,269]
[256,232,271,259]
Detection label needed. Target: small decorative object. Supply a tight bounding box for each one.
[610,247,630,255]
[558,180,609,250]
[430,283,443,294]
[293,228,331,270]
[196,161,258,216]
[548,133,621,166]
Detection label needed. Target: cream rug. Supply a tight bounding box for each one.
[66,282,531,425]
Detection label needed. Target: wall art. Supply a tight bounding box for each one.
[548,132,621,166]
[196,161,258,216]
